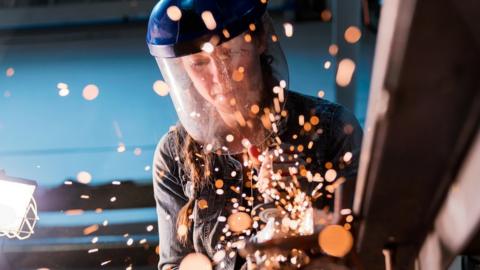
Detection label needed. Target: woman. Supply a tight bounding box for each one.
[147,0,363,269]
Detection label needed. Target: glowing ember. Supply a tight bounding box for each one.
[249,23,256,31]
[5,67,14,77]
[283,22,293,37]
[146,225,154,232]
[100,260,111,266]
[343,152,353,162]
[65,209,84,216]
[226,134,234,142]
[328,44,339,56]
[344,26,362,44]
[251,104,260,114]
[215,179,224,189]
[57,82,68,89]
[110,196,117,202]
[310,116,320,126]
[325,169,337,182]
[83,224,99,235]
[198,199,209,209]
[318,225,353,257]
[77,171,92,184]
[134,147,142,156]
[153,80,170,96]
[88,248,98,254]
[127,238,134,246]
[117,143,126,153]
[166,5,182,21]
[58,88,69,97]
[201,11,217,30]
[82,84,99,101]
[179,253,212,270]
[321,10,332,21]
[317,90,325,98]
[201,42,215,53]
[324,61,331,69]
[336,58,356,87]
[222,29,230,38]
[227,212,252,233]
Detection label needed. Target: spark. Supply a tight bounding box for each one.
[201,11,217,30]
[201,42,215,53]
[336,58,356,87]
[88,248,98,253]
[328,44,339,56]
[82,84,99,101]
[100,260,111,266]
[343,152,353,162]
[344,26,362,44]
[5,67,14,77]
[77,171,92,184]
[153,80,170,96]
[283,23,293,37]
[166,6,182,21]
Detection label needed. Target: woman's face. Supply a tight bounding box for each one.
[181,34,265,115]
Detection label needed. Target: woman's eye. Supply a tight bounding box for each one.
[192,60,209,68]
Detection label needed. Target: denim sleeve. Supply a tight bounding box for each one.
[328,105,363,210]
[153,132,194,270]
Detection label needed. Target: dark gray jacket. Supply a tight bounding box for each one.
[153,90,363,270]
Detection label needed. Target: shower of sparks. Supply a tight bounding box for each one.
[82,84,99,101]
[166,5,182,21]
[344,26,362,44]
[77,171,92,184]
[201,11,217,30]
[153,80,170,96]
[336,58,356,87]
[6,67,14,77]
[283,23,293,37]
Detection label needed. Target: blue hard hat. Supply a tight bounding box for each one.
[146,0,268,58]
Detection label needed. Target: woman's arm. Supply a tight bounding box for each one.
[153,133,195,270]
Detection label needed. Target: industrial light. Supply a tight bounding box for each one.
[0,171,39,240]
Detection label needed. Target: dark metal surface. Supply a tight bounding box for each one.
[354,0,480,269]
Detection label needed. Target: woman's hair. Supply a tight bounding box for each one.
[174,15,278,244]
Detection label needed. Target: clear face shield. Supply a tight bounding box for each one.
[155,14,288,154]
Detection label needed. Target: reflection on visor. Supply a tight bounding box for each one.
[156,15,289,154]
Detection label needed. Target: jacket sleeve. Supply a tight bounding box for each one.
[328,105,363,212]
[153,132,194,270]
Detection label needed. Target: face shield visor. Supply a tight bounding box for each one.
[154,14,288,154]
